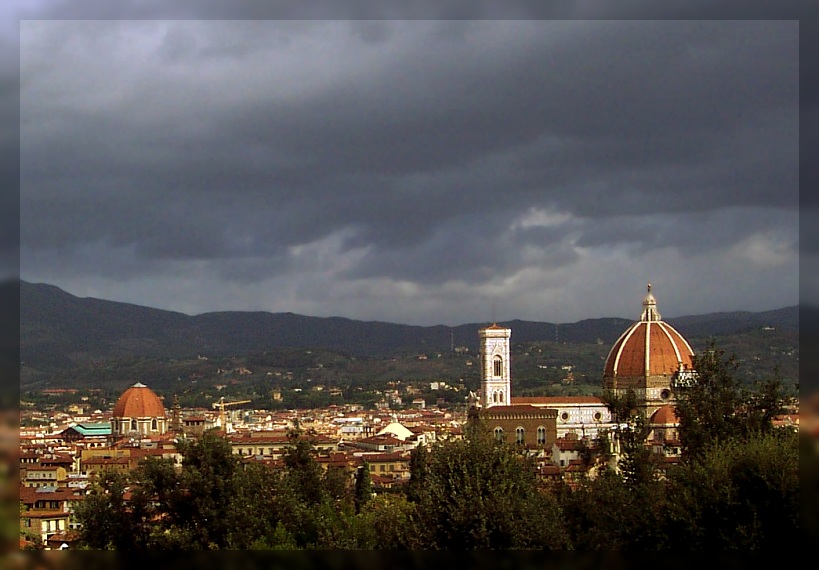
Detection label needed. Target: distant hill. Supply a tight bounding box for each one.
[20,280,798,373]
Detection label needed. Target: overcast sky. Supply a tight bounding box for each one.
[17,16,799,326]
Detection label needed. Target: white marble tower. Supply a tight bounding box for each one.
[479,324,512,408]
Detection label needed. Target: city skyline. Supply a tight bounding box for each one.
[20,20,799,326]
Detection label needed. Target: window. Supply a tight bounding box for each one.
[131,419,137,431]
[516,427,525,445]
[494,427,505,443]
[151,419,158,431]
[537,426,546,445]
[493,356,503,377]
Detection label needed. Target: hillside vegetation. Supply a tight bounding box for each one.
[20,281,799,406]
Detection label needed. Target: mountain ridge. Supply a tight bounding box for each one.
[20,280,798,366]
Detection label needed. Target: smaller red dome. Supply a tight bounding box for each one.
[112,382,166,418]
[650,405,678,425]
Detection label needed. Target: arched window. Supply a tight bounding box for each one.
[151,418,158,431]
[537,426,546,445]
[516,427,525,445]
[130,419,137,431]
[493,356,503,377]
[494,427,504,443]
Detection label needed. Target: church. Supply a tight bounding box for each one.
[472,284,695,453]
[109,381,169,438]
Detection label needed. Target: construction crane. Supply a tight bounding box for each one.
[212,397,251,432]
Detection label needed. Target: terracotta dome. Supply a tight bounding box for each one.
[650,405,679,425]
[112,382,166,418]
[603,284,694,380]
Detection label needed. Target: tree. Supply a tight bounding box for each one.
[558,402,669,551]
[556,389,671,550]
[354,462,372,514]
[405,444,428,504]
[281,428,325,506]
[323,463,353,504]
[360,494,426,549]
[225,461,288,549]
[601,389,660,486]
[675,342,786,460]
[275,428,358,548]
[664,429,799,549]
[119,433,246,549]
[558,470,657,550]
[412,428,568,549]
[174,432,242,548]
[74,469,150,550]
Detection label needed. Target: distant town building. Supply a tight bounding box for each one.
[59,422,112,443]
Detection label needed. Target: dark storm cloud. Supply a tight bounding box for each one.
[16,15,800,322]
[22,22,797,229]
[574,208,797,254]
[18,0,814,21]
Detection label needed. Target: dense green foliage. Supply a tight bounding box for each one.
[663,430,799,549]
[411,430,568,548]
[674,343,787,459]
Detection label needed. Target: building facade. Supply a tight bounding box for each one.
[510,396,614,440]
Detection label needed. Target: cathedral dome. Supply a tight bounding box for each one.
[112,382,166,418]
[603,284,694,381]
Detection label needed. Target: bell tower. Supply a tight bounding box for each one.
[479,324,512,408]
